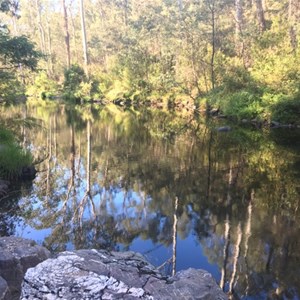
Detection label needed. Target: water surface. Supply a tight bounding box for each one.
[1,101,300,299]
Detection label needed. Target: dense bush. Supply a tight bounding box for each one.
[63,65,102,101]
[0,71,24,102]
[271,97,300,124]
[220,91,264,120]
[26,72,59,99]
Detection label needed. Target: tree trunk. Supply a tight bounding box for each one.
[172,196,178,276]
[35,0,46,54]
[206,130,213,200]
[124,0,129,25]
[228,222,242,295]
[177,0,183,10]
[46,15,54,75]
[243,190,254,295]
[288,0,299,52]
[255,0,266,32]
[62,0,71,68]
[68,4,79,64]
[220,214,230,290]
[235,0,244,56]
[79,0,89,75]
[209,0,216,90]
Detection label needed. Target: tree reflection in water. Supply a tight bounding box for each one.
[1,102,300,299]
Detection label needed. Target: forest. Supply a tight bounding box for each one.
[0,0,299,123]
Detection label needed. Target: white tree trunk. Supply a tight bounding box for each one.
[79,0,89,75]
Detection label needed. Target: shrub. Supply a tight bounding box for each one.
[0,127,33,180]
[0,70,24,102]
[63,65,102,101]
[220,91,264,120]
[63,65,86,97]
[271,97,300,124]
[26,72,59,99]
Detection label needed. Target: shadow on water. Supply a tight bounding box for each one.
[1,101,300,299]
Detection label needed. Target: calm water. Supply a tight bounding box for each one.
[1,101,300,299]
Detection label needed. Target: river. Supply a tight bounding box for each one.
[1,101,300,299]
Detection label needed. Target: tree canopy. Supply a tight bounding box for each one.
[0,0,299,122]
[0,33,41,70]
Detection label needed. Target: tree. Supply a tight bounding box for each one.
[62,0,71,68]
[254,0,266,32]
[288,0,299,51]
[79,0,88,75]
[0,33,41,70]
[0,0,42,100]
[235,0,244,56]
[208,0,216,90]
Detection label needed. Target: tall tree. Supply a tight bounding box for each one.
[235,0,243,56]
[35,0,46,54]
[7,0,19,35]
[79,0,88,75]
[288,0,299,51]
[177,0,183,13]
[209,0,216,90]
[254,0,266,32]
[45,13,54,74]
[62,0,71,68]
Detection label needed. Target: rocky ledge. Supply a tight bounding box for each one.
[0,237,51,300]
[0,237,227,300]
[21,249,226,300]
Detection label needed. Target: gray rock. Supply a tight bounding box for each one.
[217,126,231,132]
[270,120,280,127]
[20,165,37,180]
[0,237,51,300]
[0,276,10,300]
[0,180,9,199]
[21,249,227,300]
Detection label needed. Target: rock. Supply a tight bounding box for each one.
[217,126,231,132]
[0,180,9,199]
[21,249,227,300]
[113,98,132,107]
[0,277,10,300]
[20,165,37,180]
[270,121,280,128]
[209,108,220,116]
[0,237,51,300]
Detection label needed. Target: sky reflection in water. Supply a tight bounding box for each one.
[1,102,300,299]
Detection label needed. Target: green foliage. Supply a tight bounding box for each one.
[221,64,259,94]
[63,65,102,101]
[0,125,14,143]
[0,70,23,101]
[74,80,103,101]
[0,0,298,123]
[0,32,42,70]
[0,126,33,180]
[220,91,264,120]
[63,65,86,95]
[0,16,42,102]
[271,96,300,124]
[26,72,59,99]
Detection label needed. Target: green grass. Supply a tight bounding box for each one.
[0,127,33,180]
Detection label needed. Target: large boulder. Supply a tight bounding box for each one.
[0,237,51,300]
[21,249,227,300]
